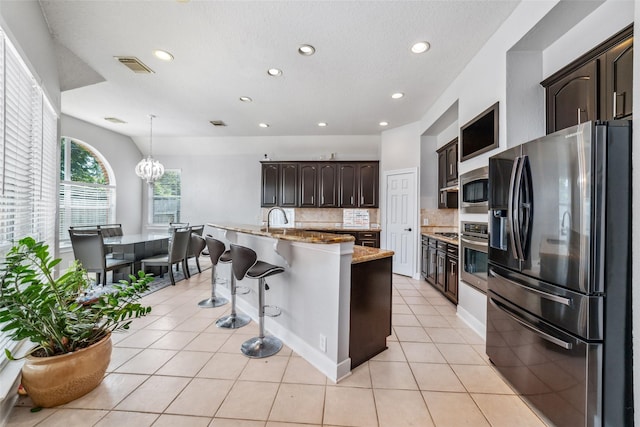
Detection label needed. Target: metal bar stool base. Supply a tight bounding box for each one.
[216,313,251,329]
[198,296,229,308]
[241,336,282,358]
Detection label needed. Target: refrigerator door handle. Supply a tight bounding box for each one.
[489,297,573,350]
[512,156,526,260]
[488,268,572,306]
[519,156,533,259]
[507,156,522,260]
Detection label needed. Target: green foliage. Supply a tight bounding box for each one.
[0,237,153,358]
[60,139,108,184]
[153,170,181,197]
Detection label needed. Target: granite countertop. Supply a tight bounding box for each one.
[421,226,459,246]
[351,246,394,264]
[208,223,355,244]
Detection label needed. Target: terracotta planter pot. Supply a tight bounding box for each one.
[21,333,112,408]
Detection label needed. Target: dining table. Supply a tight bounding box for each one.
[103,233,170,280]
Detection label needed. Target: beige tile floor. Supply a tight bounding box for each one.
[7,271,550,427]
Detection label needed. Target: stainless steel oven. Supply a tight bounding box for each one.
[460,221,488,293]
[460,166,488,213]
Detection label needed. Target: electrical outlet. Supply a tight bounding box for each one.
[319,334,327,352]
[423,218,429,225]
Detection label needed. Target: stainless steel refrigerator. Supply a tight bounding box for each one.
[486,121,632,427]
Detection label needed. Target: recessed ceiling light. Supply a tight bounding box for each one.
[298,44,316,56]
[267,68,282,76]
[318,122,327,127]
[239,96,253,102]
[411,41,430,54]
[153,50,174,61]
[259,123,270,128]
[379,121,389,127]
[391,92,404,99]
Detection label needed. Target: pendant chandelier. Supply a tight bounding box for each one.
[135,114,165,183]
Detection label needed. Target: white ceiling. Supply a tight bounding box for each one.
[40,0,520,153]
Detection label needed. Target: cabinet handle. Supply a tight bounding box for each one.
[449,164,453,175]
[361,196,364,205]
[272,196,276,204]
[311,196,314,204]
[351,196,354,204]
[613,91,617,118]
[322,196,325,204]
[577,108,581,124]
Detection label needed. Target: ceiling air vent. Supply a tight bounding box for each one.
[104,117,127,124]
[114,56,154,74]
[209,120,227,127]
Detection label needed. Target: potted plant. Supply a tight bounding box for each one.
[0,237,154,408]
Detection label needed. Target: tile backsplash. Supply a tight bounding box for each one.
[261,208,380,228]
[420,208,458,227]
[259,208,454,229]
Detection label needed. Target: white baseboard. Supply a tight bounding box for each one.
[456,305,486,341]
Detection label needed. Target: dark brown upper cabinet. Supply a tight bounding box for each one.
[261,161,379,208]
[604,35,633,120]
[299,163,318,207]
[542,25,632,134]
[358,163,378,208]
[261,163,298,207]
[261,163,279,207]
[338,163,358,208]
[279,163,298,207]
[437,139,458,209]
[546,61,598,134]
[318,163,339,207]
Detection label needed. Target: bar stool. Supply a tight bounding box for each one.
[215,244,251,329]
[230,243,284,358]
[197,236,229,308]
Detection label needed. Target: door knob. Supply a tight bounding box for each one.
[404,228,412,232]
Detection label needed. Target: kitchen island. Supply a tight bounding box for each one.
[207,223,393,382]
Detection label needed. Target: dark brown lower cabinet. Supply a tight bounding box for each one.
[423,235,458,304]
[349,256,392,369]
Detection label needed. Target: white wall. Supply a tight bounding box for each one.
[61,115,144,235]
[380,122,422,173]
[0,1,60,113]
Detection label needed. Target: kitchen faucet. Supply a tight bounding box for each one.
[266,206,288,232]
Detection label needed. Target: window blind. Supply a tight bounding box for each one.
[0,28,58,370]
[151,169,181,224]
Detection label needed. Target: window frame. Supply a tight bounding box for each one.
[148,168,181,226]
[58,138,116,249]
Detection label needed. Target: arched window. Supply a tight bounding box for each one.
[59,137,116,247]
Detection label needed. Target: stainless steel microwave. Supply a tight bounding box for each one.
[460,166,488,213]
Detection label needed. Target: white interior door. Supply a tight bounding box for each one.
[385,170,417,276]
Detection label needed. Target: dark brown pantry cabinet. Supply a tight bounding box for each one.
[542,25,633,134]
[261,161,379,208]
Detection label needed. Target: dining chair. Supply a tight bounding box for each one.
[185,224,205,277]
[98,224,123,237]
[68,229,133,286]
[140,227,191,286]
